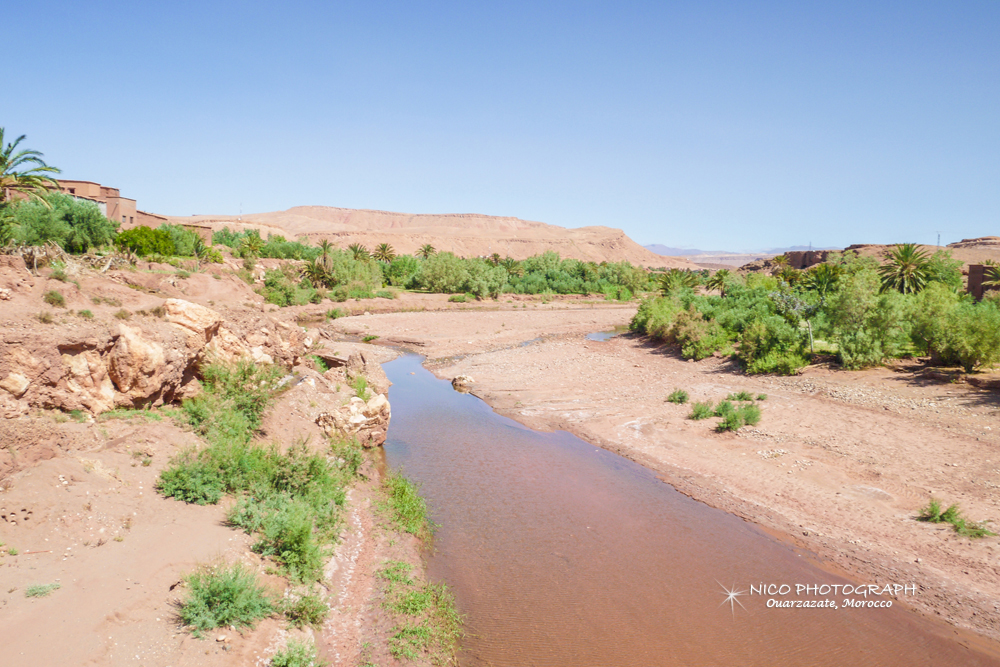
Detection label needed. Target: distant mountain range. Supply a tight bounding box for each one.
[645,244,834,256]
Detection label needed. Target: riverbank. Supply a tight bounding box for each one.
[334,301,1000,648]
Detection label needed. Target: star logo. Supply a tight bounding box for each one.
[717,580,747,617]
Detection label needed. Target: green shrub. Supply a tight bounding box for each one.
[43,290,65,307]
[362,334,379,343]
[50,262,68,281]
[376,289,396,299]
[11,192,118,252]
[325,308,345,320]
[713,400,735,417]
[281,590,329,628]
[35,312,54,324]
[114,309,131,320]
[270,638,321,667]
[179,563,273,635]
[116,225,175,256]
[687,401,714,420]
[736,402,762,426]
[77,309,94,319]
[447,294,466,303]
[666,389,689,404]
[158,224,204,257]
[727,391,754,401]
[716,412,744,432]
[756,393,768,401]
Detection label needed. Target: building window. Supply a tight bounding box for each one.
[130,216,134,224]
[123,215,127,223]
[69,188,75,194]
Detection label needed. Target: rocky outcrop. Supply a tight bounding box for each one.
[0,299,305,416]
[346,351,391,395]
[315,391,392,447]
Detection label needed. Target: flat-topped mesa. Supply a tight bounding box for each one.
[159,205,696,268]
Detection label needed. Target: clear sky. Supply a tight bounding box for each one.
[6,1,998,251]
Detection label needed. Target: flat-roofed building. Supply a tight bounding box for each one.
[57,180,137,226]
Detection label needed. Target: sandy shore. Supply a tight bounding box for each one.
[335,299,1000,647]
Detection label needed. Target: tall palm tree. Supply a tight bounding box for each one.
[348,243,370,261]
[0,128,61,205]
[770,254,790,269]
[373,242,396,263]
[705,269,731,296]
[879,243,930,294]
[304,259,331,287]
[317,239,334,267]
[417,243,436,259]
[983,261,1000,291]
[488,252,501,266]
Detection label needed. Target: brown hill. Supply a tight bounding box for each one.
[159,206,694,268]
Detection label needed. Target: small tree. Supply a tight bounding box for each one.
[348,243,369,261]
[373,242,396,263]
[417,243,436,259]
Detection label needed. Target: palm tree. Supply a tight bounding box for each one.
[802,263,842,297]
[239,232,265,257]
[317,239,334,266]
[373,242,396,263]
[770,254,790,269]
[0,128,61,205]
[500,257,523,277]
[658,268,699,295]
[879,243,930,294]
[417,243,436,259]
[488,252,501,266]
[705,269,731,296]
[776,266,801,285]
[304,259,331,287]
[983,261,1000,291]
[348,243,369,261]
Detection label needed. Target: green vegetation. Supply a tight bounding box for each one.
[666,389,689,404]
[727,391,754,401]
[381,470,431,538]
[115,226,174,256]
[377,561,462,665]
[9,192,118,252]
[35,312,53,324]
[280,589,329,628]
[178,563,274,635]
[0,128,60,208]
[43,290,65,307]
[25,583,61,598]
[362,334,379,343]
[77,309,94,319]
[158,361,365,582]
[688,401,714,420]
[270,638,323,667]
[632,248,999,374]
[918,498,995,538]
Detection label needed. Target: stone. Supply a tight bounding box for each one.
[0,372,30,398]
[106,324,167,401]
[452,375,474,392]
[163,299,222,341]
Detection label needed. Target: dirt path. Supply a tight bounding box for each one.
[334,301,1000,648]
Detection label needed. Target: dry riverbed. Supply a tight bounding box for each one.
[335,298,1000,650]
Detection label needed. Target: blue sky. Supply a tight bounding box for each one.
[6,1,998,251]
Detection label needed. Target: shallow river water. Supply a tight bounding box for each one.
[381,353,998,667]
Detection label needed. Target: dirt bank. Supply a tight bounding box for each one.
[333,303,1000,648]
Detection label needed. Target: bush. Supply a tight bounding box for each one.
[77,309,94,319]
[281,590,329,628]
[828,270,909,369]
[737,316,807,375]
[25,583,61,598]
[43,290,65,307]
[666,389,689,404]
[116,226,175,256]
[419,252,469,293]
[11,192,118,252]
[727,391,754,401]
[158,224,204,257]
[688,401,714,420]
[716,411,744,432]
[736,402,762,426]
[713,400,735,417]
[447,294,466,303]
[270,638,321,667]
[325,308,344,320]
[179,563,273,634]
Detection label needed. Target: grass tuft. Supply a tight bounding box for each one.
[280,589,329,628]
[726,391,754,402]
[666,389,689,404]
[270,638,323,667]
[382,470,430,538]
[918,498,995,538]
[25,583,61,598]
[756,393,768,401]
[43,290,66,307]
